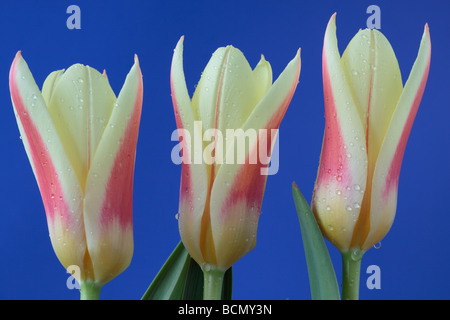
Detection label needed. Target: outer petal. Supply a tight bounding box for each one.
[171,37,208,266]
[9,52,86,275]
[312,14,368,251]
[209,49,301,270]
[362,25,431,250]
[83,56,143,285]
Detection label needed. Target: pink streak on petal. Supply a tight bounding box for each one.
[9,52,71,226]
[170,63,193,206]
[100,68,143,229]
[221,57,301,219]
[316,52,350,187]
[382,45,431,198]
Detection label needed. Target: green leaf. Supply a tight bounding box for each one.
[141,240,233,300]
[292,182,340,300]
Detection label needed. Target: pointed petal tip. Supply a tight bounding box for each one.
[330,12,337,22]
[133,54,142,70]
[177,35,185,47]
[11,51,24,68]
[424,23,430,37]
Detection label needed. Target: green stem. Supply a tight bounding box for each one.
[80,281,102,300]
[341,249,364,300]
[203,266,225,300]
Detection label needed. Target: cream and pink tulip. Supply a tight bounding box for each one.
[171,37,301,272]
[312,14,431,253]
[10,52,143,289]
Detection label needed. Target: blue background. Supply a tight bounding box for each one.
[0,0,448,300]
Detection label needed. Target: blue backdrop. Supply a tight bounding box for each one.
[0,0,448,300]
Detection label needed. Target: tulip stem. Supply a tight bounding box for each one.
[341,249,364,300]
[203,267,225,300]
[80,281,102,300]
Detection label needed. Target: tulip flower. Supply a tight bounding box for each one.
[312,14,431,299]
[9,52,143,299]
[171,37,301,299]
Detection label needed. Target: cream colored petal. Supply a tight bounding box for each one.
[252,55,273,102]
[171,37,208,266]
[41,70,64,106]
[209,48,301,270]
[312,14,368,251]
[192,46,260,135]
[9,52,86,273]
[340,28,404,249]
[363,25,431,251]
[83,56,142,285]
[46,64,116,192]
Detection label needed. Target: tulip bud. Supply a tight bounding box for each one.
[312,14,431,253]
[171,37,301,272]
[10,52,143,289]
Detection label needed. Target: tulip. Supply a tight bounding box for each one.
[311,14,431,299]
[9,52,143,299]
[171,37,300,298]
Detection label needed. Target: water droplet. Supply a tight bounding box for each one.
[326,205,331,211]
[203,264,211,272]
[351,70,358,76]
[351,249,364,261]
[175,213,179,220]
[373,242,382,249]
[353,184,361,191]
[345,205,353,212]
